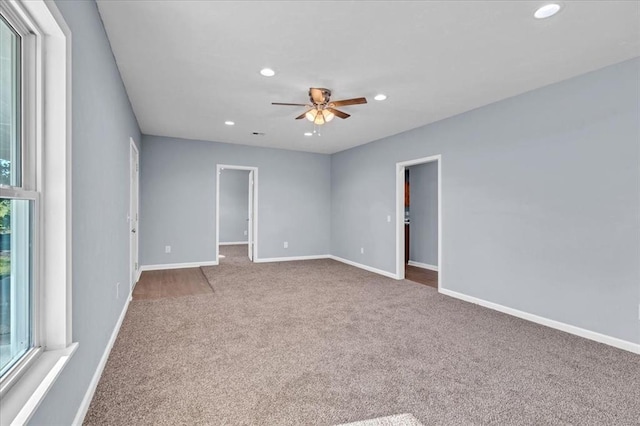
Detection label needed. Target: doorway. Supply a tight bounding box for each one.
[129,138,140,293]
[396,155,441,289]
[216,165,258,263]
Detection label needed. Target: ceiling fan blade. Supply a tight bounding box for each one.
[272,102,309,106]
[309,88,325,104]
[329,97,368,107]
[295,109,313,120]
[326,107,350,119]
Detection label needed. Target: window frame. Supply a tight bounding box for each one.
[0,0,74,424]
[0,5,41,389]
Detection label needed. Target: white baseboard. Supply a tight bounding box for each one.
[329,255,399,280]
[254,254,330,263]
[439,288,640,355]
[408,260,438,271]
[140,261,218,272]
[219,241,248,246]
[72,296,132,425]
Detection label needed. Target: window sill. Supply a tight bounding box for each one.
[0,342,78,425]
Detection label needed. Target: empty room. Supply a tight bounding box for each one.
[0,1,638,425]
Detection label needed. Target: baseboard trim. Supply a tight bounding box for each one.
[407,260,438,271]
[439,288,640,355]
[254,254,330,263]
[329,255,399,280]
[219,241,248,246]
[140,261,219,272]
[72,296,131,425]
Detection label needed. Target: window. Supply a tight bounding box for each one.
[0,10,37,383]
[0,2,72,423]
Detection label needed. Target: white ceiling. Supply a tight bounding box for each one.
[96,1,639,154]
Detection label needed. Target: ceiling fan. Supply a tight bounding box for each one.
[272,88,367,125]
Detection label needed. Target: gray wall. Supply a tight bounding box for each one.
[331,58,640,344]
[220,169,250,243]
[30,1,142,424]
[409,162,438,267]
[140,135,330,264]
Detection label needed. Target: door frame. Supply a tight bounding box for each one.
[216,164,259,263]
[395,155,442,289]
[247,170,254,261]
[129,138,140,293]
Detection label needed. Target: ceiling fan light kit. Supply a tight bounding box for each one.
[306,109,335,125]
[272,87,367,126]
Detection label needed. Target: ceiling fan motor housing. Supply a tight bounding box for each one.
[309,88,332,105]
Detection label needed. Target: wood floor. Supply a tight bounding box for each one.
[132,267,213,300]
[405,265,438,288]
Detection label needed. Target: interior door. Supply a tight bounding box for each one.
[247,170,254,261]
[130,143,139,290]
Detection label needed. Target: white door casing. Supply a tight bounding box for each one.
[130,139,140,291]
[395,155,442,289]
[216,164,258,263]
[248,170,254,261]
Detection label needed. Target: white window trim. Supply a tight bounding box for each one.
[0,1,75,424]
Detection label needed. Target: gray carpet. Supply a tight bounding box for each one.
[84,245,640,425]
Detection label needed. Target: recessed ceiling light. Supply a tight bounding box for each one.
[260,68,275,77]
[225,121,235,126]
[304,132,313,137]
[534,4,561,19]
[374,94,387,101]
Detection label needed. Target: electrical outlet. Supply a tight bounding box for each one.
[284,241,288,249]
[165,245,171,254]
[244,230,247,236]
[116,282,120,298]
[360,247,364,254]
[387,215,391,223]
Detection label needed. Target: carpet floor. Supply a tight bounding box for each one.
[84,245,640,425]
